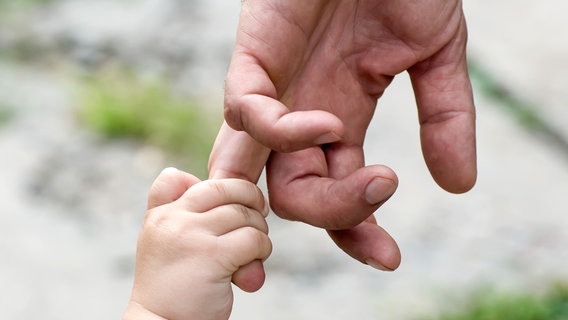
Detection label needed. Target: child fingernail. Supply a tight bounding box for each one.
[263,199,270,217]
[161,167,178,174]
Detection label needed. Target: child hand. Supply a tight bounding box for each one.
[124,167,272,320]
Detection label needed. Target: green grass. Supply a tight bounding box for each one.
[0,0,55,7]
[76,69,218,177]
[0,0,55,13]
[468,61,544,131]
[469,61,568,158]
[0,103,13,126]
[423,283,568,320]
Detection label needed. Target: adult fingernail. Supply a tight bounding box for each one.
[313,132,341,145]
[364,178,396,205]
[365,258,394,272]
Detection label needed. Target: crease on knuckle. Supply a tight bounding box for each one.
[224,92,255,132]
[245,227,268,253]
[208,180,231,201]
[235,204,253,224]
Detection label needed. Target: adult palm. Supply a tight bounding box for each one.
[209,0,476,289]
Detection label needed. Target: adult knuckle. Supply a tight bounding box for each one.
[277,139,294,153]
[224,95,244,130]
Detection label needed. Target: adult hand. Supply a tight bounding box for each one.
[210,0,476,274]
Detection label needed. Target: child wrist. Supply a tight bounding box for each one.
[123,301,168,320]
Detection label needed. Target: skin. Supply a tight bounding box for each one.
[209,0,476,291]
[124,168,272,320]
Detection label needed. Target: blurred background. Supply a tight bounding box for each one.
[1,0,567,319]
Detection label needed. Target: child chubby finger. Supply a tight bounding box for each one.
[147,167,201,210]
[191,203,270,236]
[179,178,269,216]
[217,225,273,269]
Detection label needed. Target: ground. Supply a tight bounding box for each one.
[0,1,567,319]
